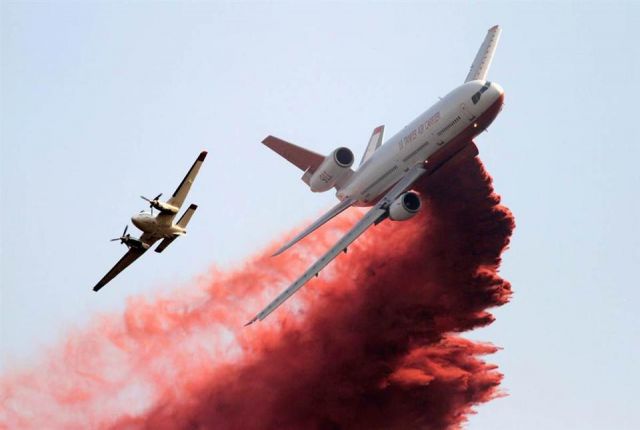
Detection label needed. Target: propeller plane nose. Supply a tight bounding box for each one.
[131,214,143,229]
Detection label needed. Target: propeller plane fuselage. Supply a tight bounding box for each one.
[131,212,187,238]
[92,151,207,292]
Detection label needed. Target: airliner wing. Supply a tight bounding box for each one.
[272,197,356,256]
[465,25,501,83]
[93,233,158,292]
[246,163,427,325]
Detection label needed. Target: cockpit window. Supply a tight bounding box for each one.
[471,81,491,105]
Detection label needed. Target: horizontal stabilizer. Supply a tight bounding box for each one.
[272,198,355,256]
[359,125,384,166]
[262,136,325,173]
[177,204,197,229]
[155,205,196,253]
[465,25,501,83]
[155,236,177,253]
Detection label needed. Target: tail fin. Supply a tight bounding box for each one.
[359,125,384,167]
[465,25,501,83]
[177,204,197,229]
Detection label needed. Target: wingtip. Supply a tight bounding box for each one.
[189,203,198,210]
[272,243,290,257]
[244,317,258,327]
[261,135,275,145]
[373,125,384,134]
[489,24,500,31]
[198,151,208,161]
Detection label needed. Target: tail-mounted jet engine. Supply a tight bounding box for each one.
[308,147,354,192]
[389,191,422,221]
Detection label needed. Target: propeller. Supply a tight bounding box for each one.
[141,193,162,215]
[110,225,131,245]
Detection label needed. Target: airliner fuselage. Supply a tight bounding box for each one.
[338,80,504,205]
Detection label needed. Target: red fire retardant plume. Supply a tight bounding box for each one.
[1,157,514,430]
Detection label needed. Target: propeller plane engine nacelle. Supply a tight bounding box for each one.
[308,147,354,192]
[125,237,151,250]
[111,225,150,250]
[388,191,422,221]
[140,193,179,215]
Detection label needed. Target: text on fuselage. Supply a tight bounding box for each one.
[398,111,441,152]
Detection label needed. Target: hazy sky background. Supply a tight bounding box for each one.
[2,2,639,429]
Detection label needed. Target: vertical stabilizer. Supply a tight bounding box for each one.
[359,125,384,166]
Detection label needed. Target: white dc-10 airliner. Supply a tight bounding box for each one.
[247,26,505,325]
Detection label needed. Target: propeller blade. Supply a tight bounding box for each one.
[154,193,162,200]
[141,195,151,203]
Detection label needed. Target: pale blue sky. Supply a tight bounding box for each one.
[1,2,639,429]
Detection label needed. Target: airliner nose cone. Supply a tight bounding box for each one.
[491,82,505,107]
[492,82,505,97]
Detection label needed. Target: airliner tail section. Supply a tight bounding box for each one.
[262,136,325,173]
[359,125,384,167]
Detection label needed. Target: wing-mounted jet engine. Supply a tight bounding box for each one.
[388,191,422,221]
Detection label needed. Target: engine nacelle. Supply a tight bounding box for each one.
[153,201,179,214]
[308,147,354,192]
[124,237,151,250]
[389,191,422,221]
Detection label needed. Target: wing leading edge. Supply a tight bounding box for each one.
[272,197,355,256]
[166,151,207,211]
[246,163,428,325]
[93,243,150,292]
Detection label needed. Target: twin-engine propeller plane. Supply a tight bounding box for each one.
[247,25,505,325]
[92,151,207,292]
